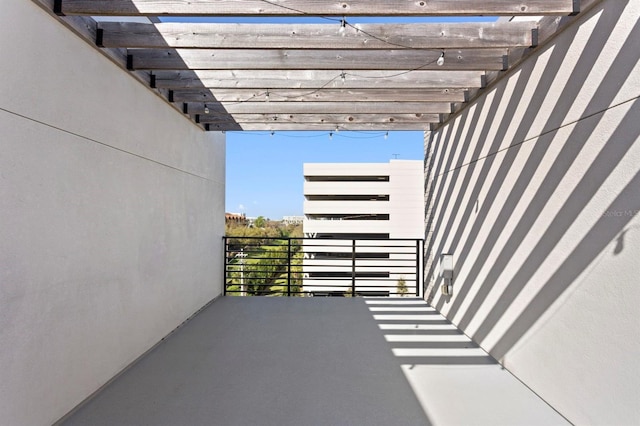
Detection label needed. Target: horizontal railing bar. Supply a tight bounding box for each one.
[224,290,417,293]
[300,281,417,284]
[225,259,296,262]
[228,262,415,266]
[229,248,416,251]
[225,237,424,242]
[303,264,415,266]
[225,283,413,287]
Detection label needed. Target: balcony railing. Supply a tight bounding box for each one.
[223,236,423,297]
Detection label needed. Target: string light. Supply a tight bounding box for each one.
[339,17,346,34]
[265,90,270,102]
[227,131,391,140]
[340,72,346,84]
[384,131,389,140]
[204,104,210,114]
[437,51,445,67]
[329,132,333,140]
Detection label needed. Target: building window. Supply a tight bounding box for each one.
[305,194,389,201]
[305,175,389,182]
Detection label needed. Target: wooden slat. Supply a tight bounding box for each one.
[99,22,535,49]
[60,0,579,17]
[185,102,452,114]
[197,113,440,124]
[130,48,507,71]
[155,70,484,90]
[213,122,432,131]
[173,88,467,103]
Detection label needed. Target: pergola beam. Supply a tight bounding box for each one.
[172,88,467,103]
[39,0,588,131]
[197,113,441,124]
[154,70,485,90]
[207,122,433,131]
[99,22,536,50]
[129,48,508,71]
[58,0,579,17]
[184,101,453,114]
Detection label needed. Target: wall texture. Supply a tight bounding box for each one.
[424,1,640,423]
[0,1,225,424]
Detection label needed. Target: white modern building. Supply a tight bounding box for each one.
[302,160,424,295]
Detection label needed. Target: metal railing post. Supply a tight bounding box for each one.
[415,239,420,297]
[287,238,292,297]
[351,239,356,296]
[223,237,227,296]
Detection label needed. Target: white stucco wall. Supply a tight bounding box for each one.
[424,1,640,423]
[0,1,225,425]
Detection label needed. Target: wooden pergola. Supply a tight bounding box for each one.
[37,0,585,131]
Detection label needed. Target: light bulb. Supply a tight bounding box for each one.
[204,104,210,114]
[265,91,270,102]
[329,132,333,140]
[340,72,346,84]
[339,18,346,34]
[436,52,445,67]
[384,131,389,140]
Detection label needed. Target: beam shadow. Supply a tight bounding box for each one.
[424,87,503,299]
[457,3,637,336]
[432,24,575,313]
[426,0,629,328]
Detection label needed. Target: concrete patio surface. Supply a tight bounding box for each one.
[60,297,567,426]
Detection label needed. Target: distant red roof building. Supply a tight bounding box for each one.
[225,212,247,224]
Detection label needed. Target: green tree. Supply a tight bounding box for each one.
[253,216,267,228]
[225,219,304,296]
[225,237,304,297]
[269,249,303,296]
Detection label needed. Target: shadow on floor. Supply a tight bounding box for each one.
[60,297,431,426]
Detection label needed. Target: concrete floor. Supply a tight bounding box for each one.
[61,297,568,426]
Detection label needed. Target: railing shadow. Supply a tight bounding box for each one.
[365,298,569,424]
[366,299,497,366]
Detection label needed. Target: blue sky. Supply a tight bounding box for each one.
[226,131,425,219]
